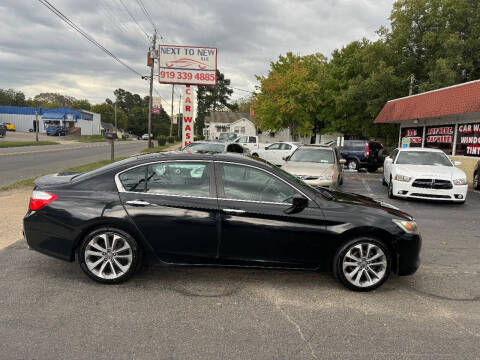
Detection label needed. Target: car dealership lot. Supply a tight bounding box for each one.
[0,172,479,360]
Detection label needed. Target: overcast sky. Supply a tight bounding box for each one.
[0,0,394,110]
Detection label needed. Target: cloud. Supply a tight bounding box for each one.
[0,0,393,111]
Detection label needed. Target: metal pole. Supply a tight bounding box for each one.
[114,101,117,136]
[110,139,114,162]
[178,93,182,139]
[170,84,175,137]
[148,30,157,148]
[35,110,39,142]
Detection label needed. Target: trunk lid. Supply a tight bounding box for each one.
[34,172,81,187]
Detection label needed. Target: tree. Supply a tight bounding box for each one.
[196,70,236,134]
[0,89,27,106]
[91,103,128,129]
[253,53,326,139]
[233,96,254,113]
[32,92,76,108]
[71,99,92,111]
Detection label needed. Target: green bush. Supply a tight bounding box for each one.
[157,135,167,146]
[194,135,205,141]
[167,136,175,143]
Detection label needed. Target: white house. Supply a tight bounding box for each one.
[203,112,256,140]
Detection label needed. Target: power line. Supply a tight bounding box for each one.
[117,0,150,40]
[136,0,157,32]
[232,87,253,93]
[38,0,143,78]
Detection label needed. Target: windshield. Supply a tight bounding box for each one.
[183,142,225,153]
[396,151,452,166]
[290,148,335,164]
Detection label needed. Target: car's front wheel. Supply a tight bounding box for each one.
[346,159,359,171]
[78,227,142,284]
[388,177,395,198]
[474,171,479,190]
[333,237,391,291]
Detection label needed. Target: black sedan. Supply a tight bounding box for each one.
[24,153,421,291]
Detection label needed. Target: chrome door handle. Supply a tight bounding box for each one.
[126,200,151,207]
[223,208,246,214]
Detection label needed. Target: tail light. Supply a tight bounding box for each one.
[29,191,57,211]
[365,143,370,157]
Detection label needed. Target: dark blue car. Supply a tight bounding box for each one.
[335,140,385,172]
[46,126,67,136]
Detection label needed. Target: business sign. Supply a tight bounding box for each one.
[401,137,411,148]
[152,97,162,114]
[457,123,480,156]
[182,86,195,148]
[426,126,453,144]
[159,45,217,86]
[401,127,423,146]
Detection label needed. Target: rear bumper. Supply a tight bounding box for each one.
[392,180,468,202]
[396,233,422,276]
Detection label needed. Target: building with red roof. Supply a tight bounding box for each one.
[374,80,480,157]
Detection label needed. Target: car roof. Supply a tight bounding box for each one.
[189,141,233,145]
[298,144,334,149]
[397,147,445,153]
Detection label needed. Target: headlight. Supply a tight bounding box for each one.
[321,173,335,180]
[394,174,411,182]
[452,178,467,185]
[392,219,419,235]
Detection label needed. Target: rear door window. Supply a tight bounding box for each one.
[248,137,257,143]
[145,162,211,197]
[119,166,147,192]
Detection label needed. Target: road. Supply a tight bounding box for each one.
[0,140,149,187]
[0,172,478,359]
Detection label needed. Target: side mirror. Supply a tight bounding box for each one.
[283,156,290,161]
[339,159,346,165]
[454,161,462,166]
[285,195,308,214]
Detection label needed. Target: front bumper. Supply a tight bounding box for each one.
[396,233,422,276]
[392,180,468,202]
[304,179,336,188]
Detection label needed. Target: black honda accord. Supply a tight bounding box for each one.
[24,152,421,291]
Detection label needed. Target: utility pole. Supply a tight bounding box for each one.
[147,30,157,148]
[170,84,175,137]
[35,110,39,142]
[114,101,117,136]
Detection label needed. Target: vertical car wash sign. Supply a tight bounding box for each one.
[158,45,217,86]
[182,86,195,147]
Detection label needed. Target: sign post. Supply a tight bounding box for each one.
[158,44,217,149]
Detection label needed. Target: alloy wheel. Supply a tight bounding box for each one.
[342,243,387,288]
[84,232,133,280]
[347,160,358,171]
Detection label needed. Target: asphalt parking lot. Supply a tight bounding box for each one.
[0,172,478,360]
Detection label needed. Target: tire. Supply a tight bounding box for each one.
[382,175,387,186]
[333,237,391,292]
[388,176,395,198]
[346,159,359,171]
[339,175,343,186]
[77,227,143,284]
[252,153,259,157]
[474,172,480,190]
[366,166,378,173]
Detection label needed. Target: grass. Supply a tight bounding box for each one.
[0,157,129,191]
[141,142,181,154]
[0,141,59,148]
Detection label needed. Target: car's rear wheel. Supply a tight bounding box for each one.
[474,172,479,190]
[388,177,395,198]
[333,237,391,291]
[346,159,359,171]
[382,175,387,186]
[252,153,259,157]
[78,227,142,284]
[366,166,378,173]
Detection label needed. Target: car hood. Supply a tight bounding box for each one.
[282,162,335,176]
[323,189,413,220]
[395,164,465,179]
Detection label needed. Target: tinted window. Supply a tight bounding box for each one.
[248,137,257,143]
[220,164,298,204]
[184,142,225,153]
[119,166,147,192]
[289,148,335,164]
[396,151,452,166]
[145,162,211,196]
[281,144,292,150]
[237,136,248,143]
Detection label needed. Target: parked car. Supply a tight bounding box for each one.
[383,148,468,203]
[46,126,67,136]
[24,152,421,291]
[473,160,480,190]
[333,140,384,172]
[2,122,16,131]
[282,145,344,188]
[217,133,238,142]
[255,141,301,166]
[234,135,267,155]
[183,141,249,155]
[141,134,152,140]
[0,124,6,137]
